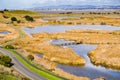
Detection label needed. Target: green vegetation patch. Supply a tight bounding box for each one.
[0,74,20,80]
[24,15,34,22]
[11,17,17,22]
[4,45,15,49]
[0,54,12,67]
[7,10,37,14]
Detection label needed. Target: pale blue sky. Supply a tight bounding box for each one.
[0,0,120,9]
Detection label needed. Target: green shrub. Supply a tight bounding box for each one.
[113,12,117,14]
[27,55,34,61]
[4,9,9,11]
[11,17,17,22]
[5,45,14,49]
[0,55,12,67]
[9,10,37,14]
[24,15,34,22]
[66,12,72,14]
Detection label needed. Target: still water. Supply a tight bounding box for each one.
[23,25,120,80]
[22,25,120,35]
[0,31,9,34]
[50,40,120,80]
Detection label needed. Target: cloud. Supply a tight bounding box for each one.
[34,0,120,6]
[0,0,119,9]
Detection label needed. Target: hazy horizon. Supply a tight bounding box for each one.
[0,0,120,9]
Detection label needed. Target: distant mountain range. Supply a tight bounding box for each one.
[31,5,120,10]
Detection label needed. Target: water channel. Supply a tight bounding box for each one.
[22,25,120,35]
[23,25,120,80]
[0,31,9,34]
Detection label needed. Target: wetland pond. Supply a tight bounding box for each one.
[0,31,9,34]
[50,40,120,80]
[23,25,120,80]
[22,25,120,34]
[36,53,43,58]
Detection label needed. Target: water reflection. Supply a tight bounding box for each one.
[22,25,120,35]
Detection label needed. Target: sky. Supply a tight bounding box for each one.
[0,0,120,9]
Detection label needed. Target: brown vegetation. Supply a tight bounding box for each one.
[0,24,19,44]
[0,10,120,80]
[32,29,120,44]
[13,37,85,66]
[14,37,88,80]
[32,29,120,71]
[0,10,120,28]
[88,45,120,70]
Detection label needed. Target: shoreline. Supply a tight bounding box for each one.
[0,10,120,80]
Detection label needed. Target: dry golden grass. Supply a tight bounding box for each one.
[16,47,88,80]
[13,37,85,65]
[0,11,46,27]
[32,30,120,44]
[1,10,120,27]
[88,45,120,70]
[55,17,120,26]
[13,37,88,80]
[32,30,120,71]
[0,24,19,44]
[40,12,120,26]
[0,10,119,79]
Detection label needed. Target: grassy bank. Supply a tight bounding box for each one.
[0,64,29,80]
[4,48,63,80]
[0,74,20,80]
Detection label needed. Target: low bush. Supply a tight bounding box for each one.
[11,17,17,22]
[27,55,34,61]
[5,45,14,49]
[4,9,9,11]
[0,55,12,67]
[100,22,106,25]
[24,15,34,22]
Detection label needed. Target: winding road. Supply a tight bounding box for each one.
[0,48,47,80]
